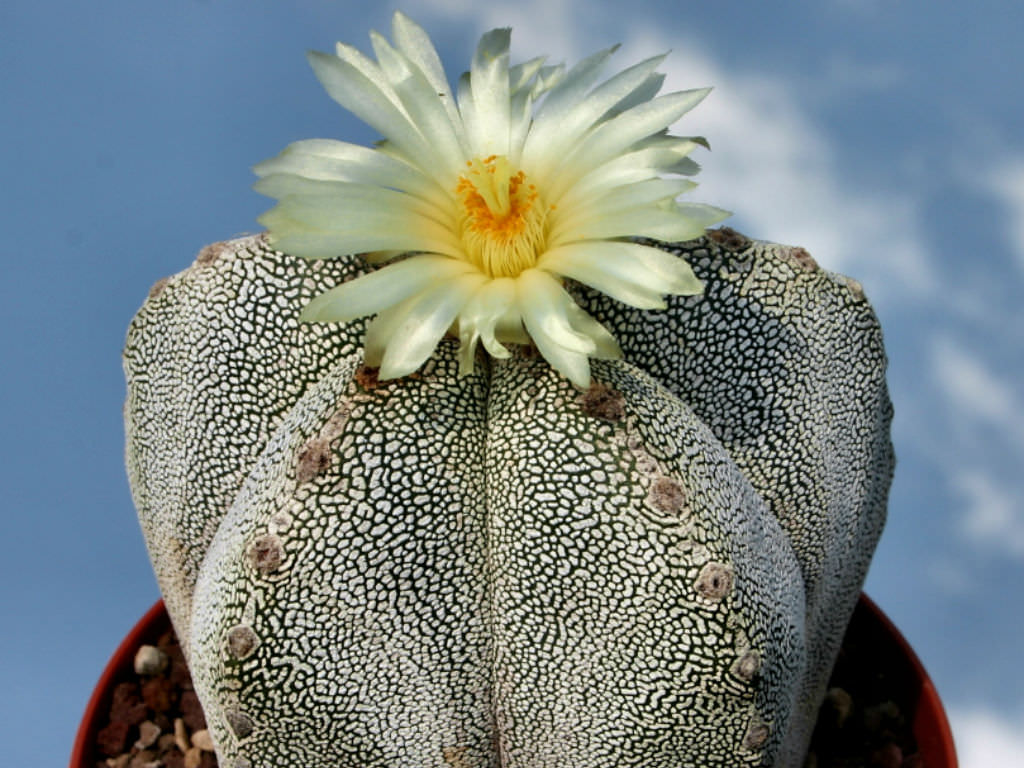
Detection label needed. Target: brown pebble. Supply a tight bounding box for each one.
[109,681,148,726]
[180,689,207,732]
[128,749,158,768]
[106,753,132,768]
[162,750,185,768]
[174,717,189,753]
[824,687,854,729]
[191,729,215,751]
[184,746,202,768]
[134,645,169,676]
[134,720,161,750]
[96,720,131,757]
[141,675,175,713]
[868,742,903,768]
[157,733,178,752]
[167,646,192,690]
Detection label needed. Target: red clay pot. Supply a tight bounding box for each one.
[70,594,957,767]
[848,594,958,767]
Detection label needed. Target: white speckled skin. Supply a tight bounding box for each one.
[124,230,893,768]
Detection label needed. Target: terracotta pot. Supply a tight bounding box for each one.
[70,594,956,767]
[846,594,958,767]
[70,600,171,768]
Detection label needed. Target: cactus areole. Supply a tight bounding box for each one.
[124,13,893,768]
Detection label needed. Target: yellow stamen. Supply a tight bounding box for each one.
[455,155,549,278]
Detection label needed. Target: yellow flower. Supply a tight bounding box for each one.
[255,12,728,388]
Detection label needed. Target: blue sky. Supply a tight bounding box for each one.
[2,0,1022,764]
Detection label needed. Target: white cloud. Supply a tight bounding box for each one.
[618,26,933,300]
[951,707,1024,768]
[986,159,1024,272]
[412,0,933,302]
[951,469,1024,557]
[930,335,1024,448]
[928,335,1024,558]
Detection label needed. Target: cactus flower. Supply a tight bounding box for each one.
[254,12,729,388]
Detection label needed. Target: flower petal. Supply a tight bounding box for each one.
[369,31,467,176]
[258,186,462,259]
[565,302,622,361]
[516,269,597,356]
[372,272,487,379]
[515,276,594,388]
[253,139,444,203]
[461,28,512,157]
[526,54,666,180]
[391,11,464,133]
[300,255,477,322]
[546,87,712,200]
[307,50,435,167]
[548,177,698,242]
[539,241,704,308]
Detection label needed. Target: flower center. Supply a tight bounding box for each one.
[455,155,548,278]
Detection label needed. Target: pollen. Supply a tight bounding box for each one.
[455,155,549,278]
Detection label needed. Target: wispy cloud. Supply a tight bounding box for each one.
[986,158,1024,273]
[951,469,1024,558]
[618,27,932,302]
[928,335,1024,559]
[930,335,1024,450]
[415,0,933,303]
[952,707,1024,768]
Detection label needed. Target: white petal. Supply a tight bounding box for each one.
[258,188,462,259]
[374,273,487,379]
[369,32,466,175]
[516,269,596,356]
[259,179,456,231]
[534,45,618,122]
[514,277,594,387]
[526,54,665,180]
[300,255,477,322]
[602,72,665,119]
[547,88,711,200]
[254,139,444,202]
[548,177,697,241]
[553,144,699,211]
[508,56,548,95]
[554,207,707,245]
[458,277,517,365]
[391,11,464,135]
[539,241,703,308]
[330,40,403,111]
[307,51,435,166]
[460,28,512,157]
[565,302,622,360]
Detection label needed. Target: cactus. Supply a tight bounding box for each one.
[124,229,893,767]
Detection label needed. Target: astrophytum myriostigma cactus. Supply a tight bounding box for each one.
[123,228,893,768]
